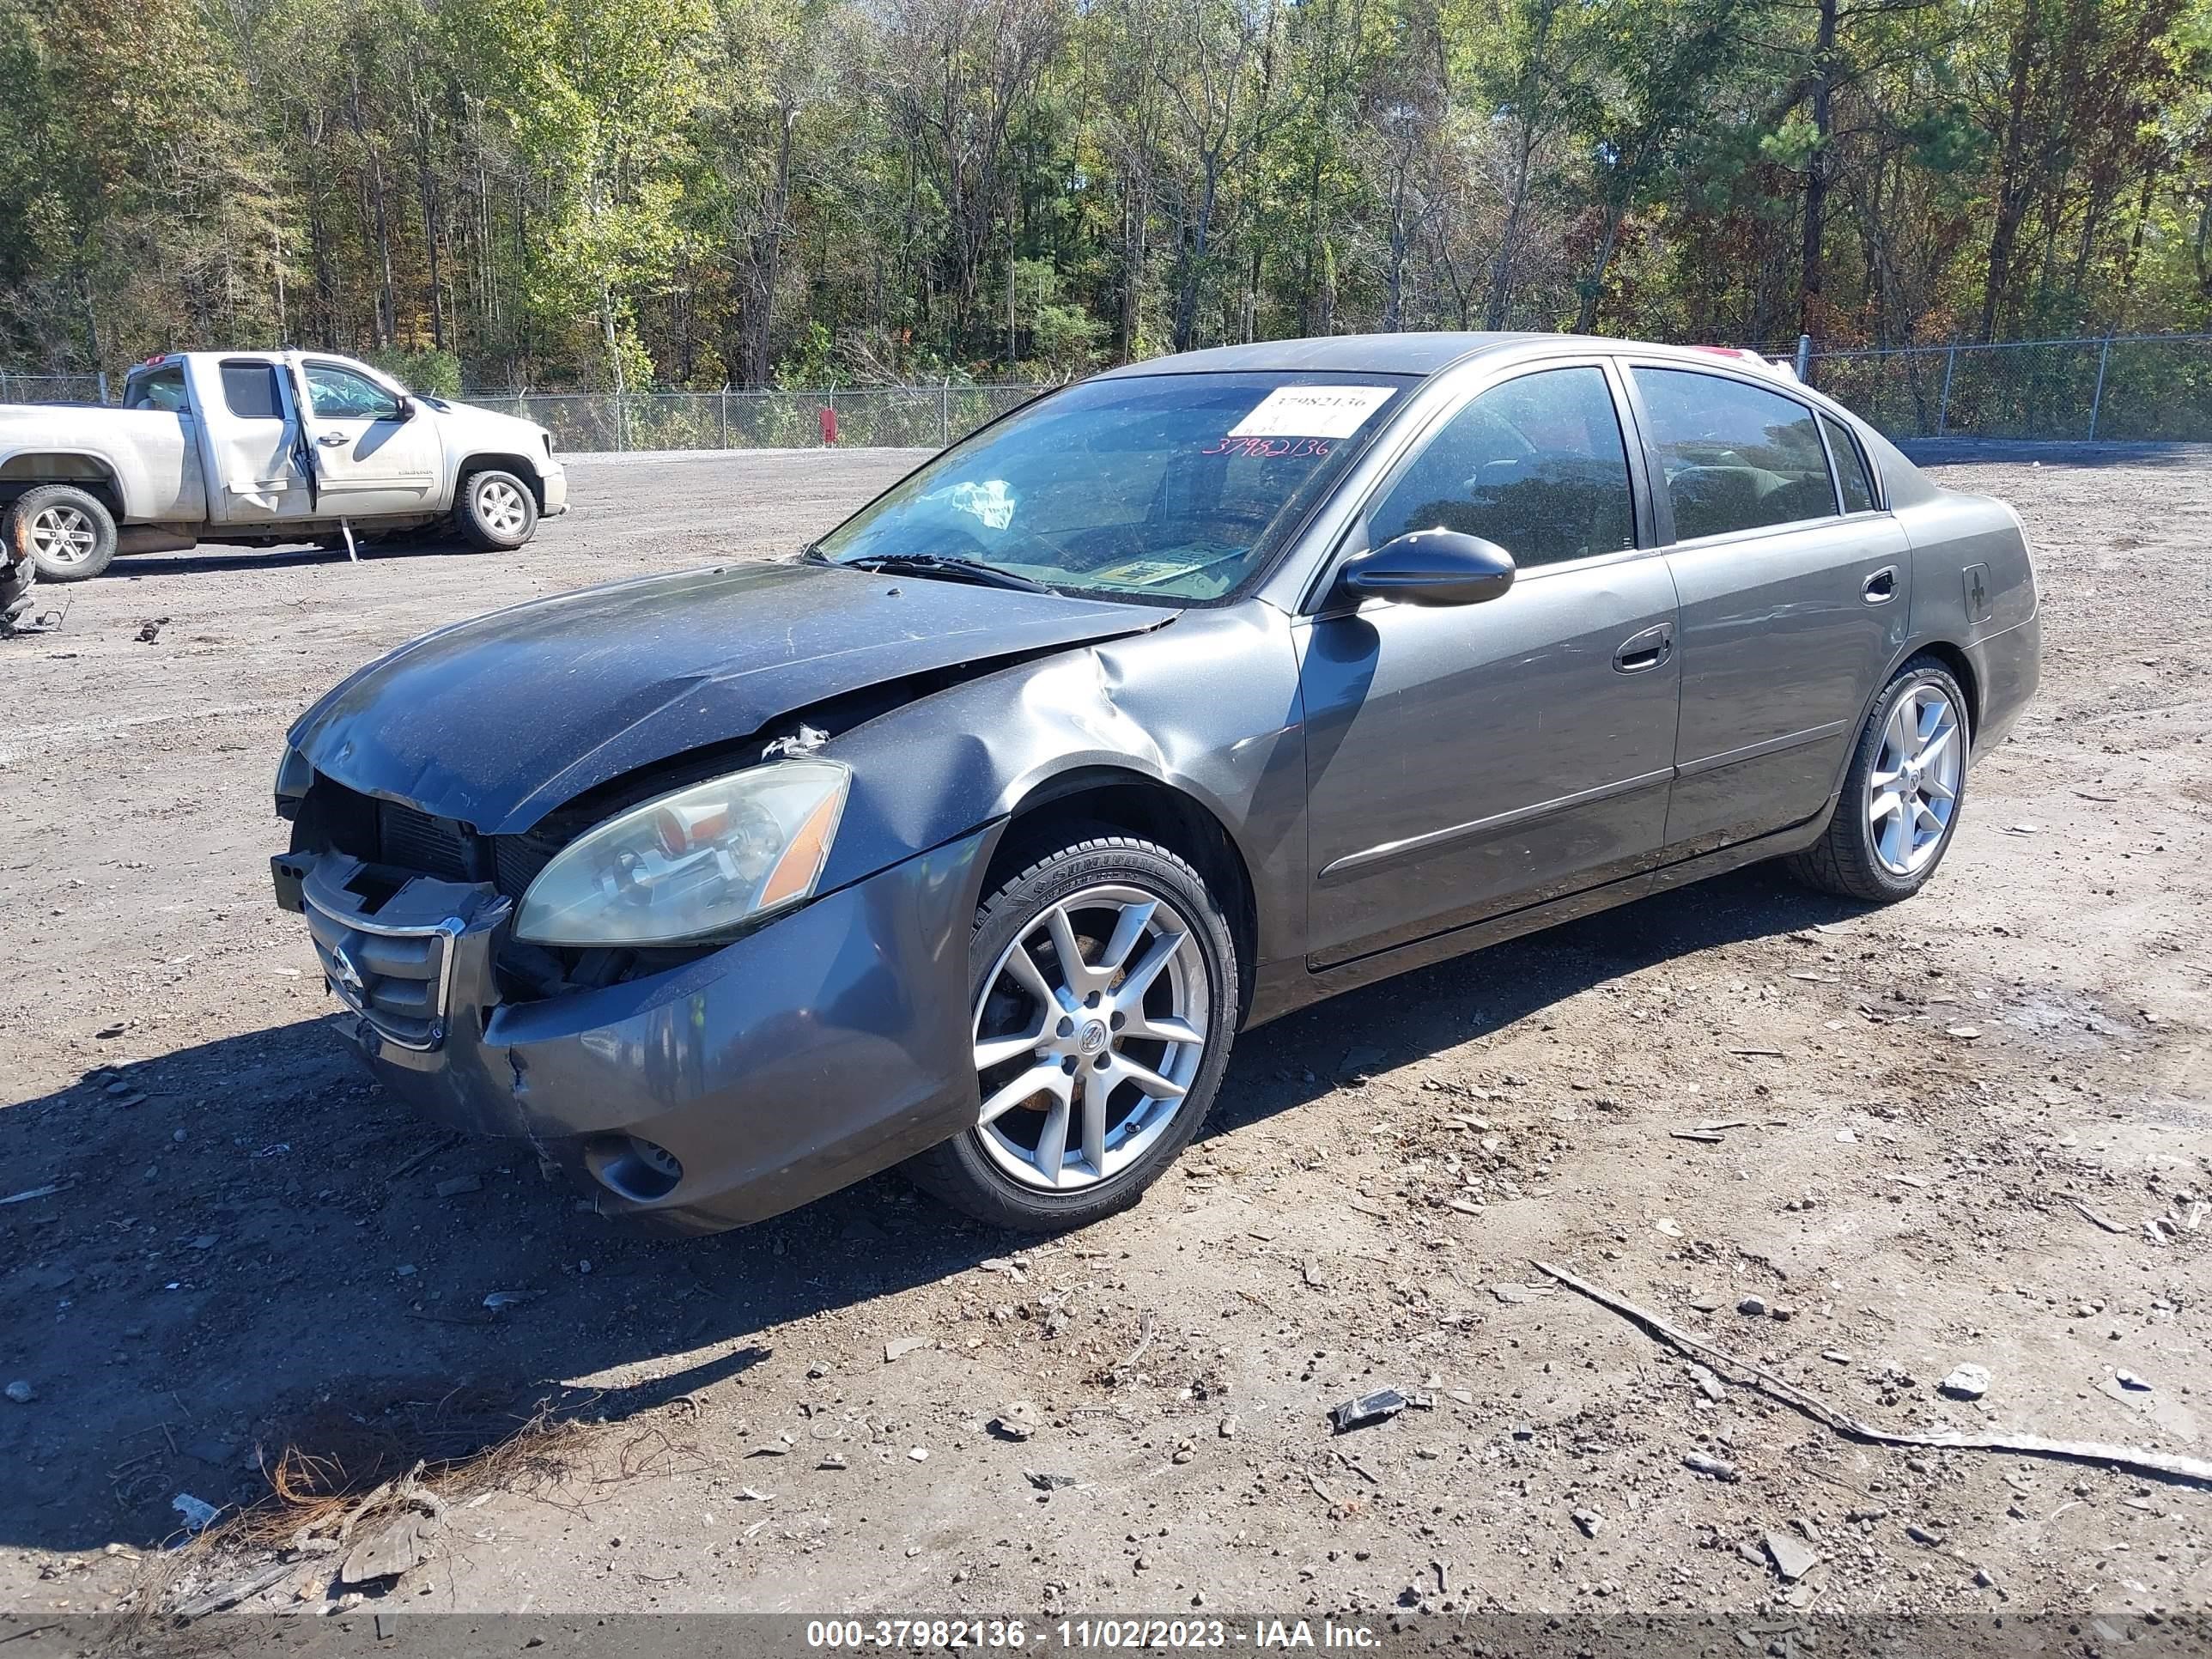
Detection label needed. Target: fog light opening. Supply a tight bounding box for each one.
[588,1134,684,1202]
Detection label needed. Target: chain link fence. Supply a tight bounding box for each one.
[466,385,1050,453]
[0,370,109,404]
[9,337,2212,445]
[1805,333,2212,442]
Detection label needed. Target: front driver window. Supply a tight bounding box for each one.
[1366,367,1635,568]
[305,364,403,422]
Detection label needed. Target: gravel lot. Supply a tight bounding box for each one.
[2,445,2208,1625]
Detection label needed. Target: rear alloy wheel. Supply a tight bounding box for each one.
[8,483,117,582]
[1788,655,1970,902]
[908,834,1238,1232]
[455,469,538,551]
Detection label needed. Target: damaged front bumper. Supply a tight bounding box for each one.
[271,829,989,1233]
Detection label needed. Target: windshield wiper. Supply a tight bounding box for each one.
[842,552,1051,593]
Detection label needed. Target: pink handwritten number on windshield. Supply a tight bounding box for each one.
[1199,436,1334,459]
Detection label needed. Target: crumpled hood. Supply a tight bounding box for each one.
[289,559,1171,834]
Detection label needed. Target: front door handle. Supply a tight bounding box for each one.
[316,433,349,447]
[1613,623,1674,674]
[1863,565,1899,604]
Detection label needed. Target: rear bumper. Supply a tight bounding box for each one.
[276,829,989,1233]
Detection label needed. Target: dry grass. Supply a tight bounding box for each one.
[114,1391,592,1637]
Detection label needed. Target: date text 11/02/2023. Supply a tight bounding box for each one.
[803,1620,1382,1650]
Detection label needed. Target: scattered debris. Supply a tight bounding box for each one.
[173,1559,298,1621]
[1534,1259,2212,1484]
[4,1380,33,1404]
[1329,1390,1409,1434]
[1218,1415,1239,1438]
[907,1447,929,1462]
[2071,1200,2128,1236]
[2116,1370,2152,1392]
[482,1291,538,1310]
[1301,1256,1327,1289]
[1669,1131,1726,1145]
[1682,1452,1739,1482]
[990,1402,1040,1441]
[135,616,172,645]
[1942,1364,1992,1401]
[884,1335,932,1363]
[1103,1310,1157,1385]
[1738,1296,1768,1316]
[1765,1531,1819,1581]
[1946,1025,1981,1041]
[1570,1507,1601,1538]
[0,1183,61,1207]
[1655,1218,1685,1237]
[1024,1470,1079,1491]
[341,1513,438,1584]
[172,1492,222,1534]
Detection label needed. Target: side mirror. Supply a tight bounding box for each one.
[393,395,416,421]
[1339,528,1516,608]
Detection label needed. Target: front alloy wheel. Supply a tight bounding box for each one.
[909,834,1238,1231]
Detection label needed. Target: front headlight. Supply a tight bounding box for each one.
[513,759,849,946]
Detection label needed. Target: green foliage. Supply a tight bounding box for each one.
[1,0,2207,381]
[365,346,466,396]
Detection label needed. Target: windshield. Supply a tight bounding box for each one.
[815,372,1413,603]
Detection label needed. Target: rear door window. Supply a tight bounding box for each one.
[220,360,286,421]
[1633,368,1838,541]
[1821,413,1877,513]
[1366,365,1635,568]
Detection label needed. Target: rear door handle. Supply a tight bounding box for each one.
[1863,565,1899,604]
[1613,623,1674,674]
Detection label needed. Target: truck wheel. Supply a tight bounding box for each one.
[455,470,538,551]
[9,484,117,582]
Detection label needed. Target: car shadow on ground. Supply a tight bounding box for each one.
[0,861,1861,1555]
[103,538,478,580]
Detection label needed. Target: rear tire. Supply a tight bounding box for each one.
[1787,655,1970,902]
[8,483,117,581]
[454,470,538,551]
[907,832,1239,1233]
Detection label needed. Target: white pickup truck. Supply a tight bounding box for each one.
[0,349,567,586]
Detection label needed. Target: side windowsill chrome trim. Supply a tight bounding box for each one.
[1318,767,1675,884]
[1675,721,1849,779]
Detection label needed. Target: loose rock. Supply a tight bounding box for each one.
[1940,1364,1991,1400]
[1765,1531,1819,1581]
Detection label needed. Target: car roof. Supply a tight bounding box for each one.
[1093,332,1797,383]
[1091,332,1550,379]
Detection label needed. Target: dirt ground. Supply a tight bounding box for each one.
[2,443,2208,1627]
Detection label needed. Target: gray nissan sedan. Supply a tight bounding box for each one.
[270,333,2040,1234]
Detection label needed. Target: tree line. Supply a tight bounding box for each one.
[3,0,2208,392]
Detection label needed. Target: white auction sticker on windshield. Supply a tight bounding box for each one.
[1227,385,1395,440]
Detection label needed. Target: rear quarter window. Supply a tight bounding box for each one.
[1821,412,1878,513]
[1634,367,1839,541]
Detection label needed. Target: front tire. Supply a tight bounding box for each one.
[454,470,538,551]
[907,833,1240,1233]
[1788,655,1970,902]
[8,483,117,581]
